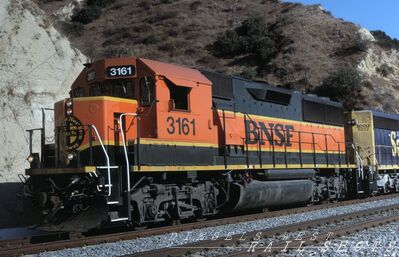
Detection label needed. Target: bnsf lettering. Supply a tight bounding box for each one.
[390,131,399,156]
[245,120,294,146]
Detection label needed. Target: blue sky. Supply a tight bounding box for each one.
[284,0,399,39]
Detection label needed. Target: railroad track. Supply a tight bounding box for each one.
[130,204,399,257]
[1,194,398,257]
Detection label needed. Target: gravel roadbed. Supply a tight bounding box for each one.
[189,207,399,256]
[277,221,399,257]
[26,196,399,257]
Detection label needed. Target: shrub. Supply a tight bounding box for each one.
[212,30,241,56]
[371,30,399,50]
[313,67,364,109]
[71,0,115,25]
[376,63,394,77]
[159,41,177,51]
[352,38,369,52]
[190,1,202,11]
[71,6,102,24]
[63,21,84,37]
[212,17,279,64]
[87,0,115,8]
[138,1,151,10]
[240,67,258,80]
[161,0,176,4]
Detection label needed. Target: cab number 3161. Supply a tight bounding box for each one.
[166,117,196,135]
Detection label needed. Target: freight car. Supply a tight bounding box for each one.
[21,57,396,231]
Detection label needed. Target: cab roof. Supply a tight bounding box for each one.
[139,58,211,86]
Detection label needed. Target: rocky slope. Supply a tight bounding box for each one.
[0,0,86,182]
[358,46,399,112]
[38,0,399,113]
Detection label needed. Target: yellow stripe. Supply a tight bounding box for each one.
[245,145,346,154]
[220,110,344,130]
[133,163,356,172]
[26,166,96,175]
[73,96,137,104]
[139,139,218,148]
[78,139,219,151]
[378,165,399,170]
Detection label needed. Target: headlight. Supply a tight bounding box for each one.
[67,153,76,161]
[66,99,73,107]
[27,155,34,163]
[66,108,73,116]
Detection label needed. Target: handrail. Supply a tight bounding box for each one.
[243,112,346,150]
[119,113,138,200]
[90,124,112,197]
[352,144,363,171]
[241,112,350,167]
[243,113,346,145]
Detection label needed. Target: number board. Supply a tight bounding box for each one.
[106,65,136,78]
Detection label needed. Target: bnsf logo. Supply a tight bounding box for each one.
[245,120,294,146]
[356,124,370,131]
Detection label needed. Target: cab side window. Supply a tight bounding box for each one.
[167,80,190,111]
[140,76,154,106]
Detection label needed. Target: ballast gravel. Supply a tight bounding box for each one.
[277,221,399,257]
[189,208,399,257]
[26,197,399,257]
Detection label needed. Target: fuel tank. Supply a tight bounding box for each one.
[229,179,314,211]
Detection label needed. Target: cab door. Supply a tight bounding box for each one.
[154,76,216,166]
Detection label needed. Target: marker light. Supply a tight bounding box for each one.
[27,155,34,163]
[67,153,75,161]
[66,108,73,116]
[65,99,73,107]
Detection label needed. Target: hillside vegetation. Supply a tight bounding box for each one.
[38,0,399,112]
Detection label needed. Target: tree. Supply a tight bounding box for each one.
[313,68,365,109]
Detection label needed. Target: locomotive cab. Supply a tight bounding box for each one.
[24,57,218,230]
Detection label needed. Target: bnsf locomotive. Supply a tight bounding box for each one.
[22,57,399,231]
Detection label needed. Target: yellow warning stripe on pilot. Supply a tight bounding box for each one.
[26,166,96,175]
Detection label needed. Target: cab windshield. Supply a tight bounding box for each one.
[89,80,135,99]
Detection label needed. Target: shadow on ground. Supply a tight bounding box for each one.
[0,182,26,228]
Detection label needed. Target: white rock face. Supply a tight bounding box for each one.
[53,0,84,21]
[358,48,399,78]
[358,45,399,113]
[0,0,86,182]
[358,27,376,42]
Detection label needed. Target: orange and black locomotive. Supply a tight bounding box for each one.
[22,57,399,231]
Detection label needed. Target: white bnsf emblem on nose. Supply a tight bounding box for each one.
[64,116,85,151]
